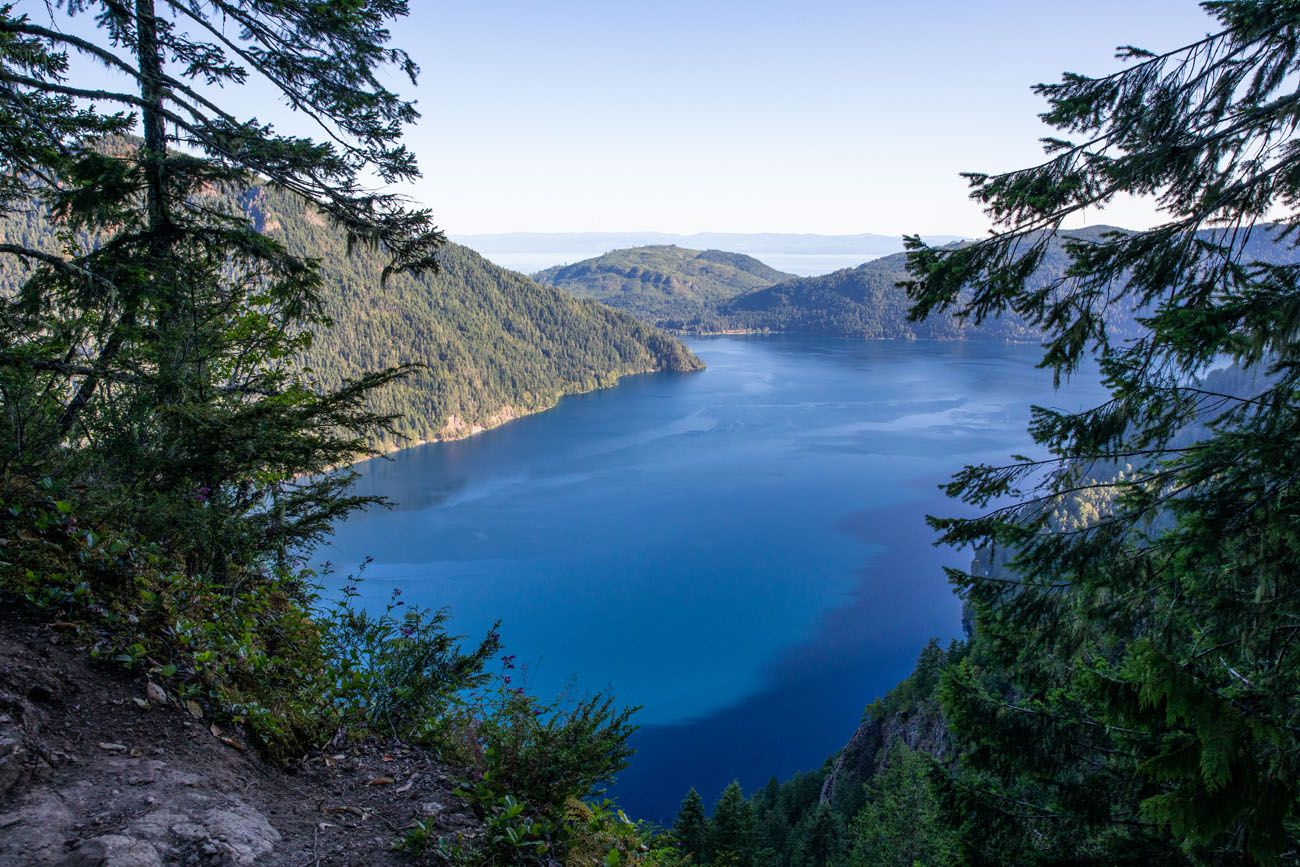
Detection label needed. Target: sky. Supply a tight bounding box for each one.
[49,0,1222,237]
[387,1,1219,236]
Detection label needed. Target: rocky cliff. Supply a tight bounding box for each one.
[817,693,950,811]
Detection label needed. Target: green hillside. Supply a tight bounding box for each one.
[0,187,702,454]
[707,224,1300,340]
[529,229,1172,342]
[710,227,1132,340]
[533,245,793,326]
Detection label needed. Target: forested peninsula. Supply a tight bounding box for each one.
[533,245,794,326]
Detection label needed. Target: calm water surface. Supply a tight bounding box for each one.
[319,336,1109,820]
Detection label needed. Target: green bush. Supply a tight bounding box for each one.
[423,657,641,865]
[474,690,638,812]
[318,567,499,739]
[0,481,498,761]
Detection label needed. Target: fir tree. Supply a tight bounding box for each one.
[847,746,953,867]
[712,781,756,867]
[0,1,439,579]
[674,787,709,861]
[795,801,845,867]
[0,0,458,764]
[904,1,1300,862]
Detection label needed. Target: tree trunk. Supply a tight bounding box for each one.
[58,0,171,435]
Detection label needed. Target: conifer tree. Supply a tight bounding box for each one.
[0,1,439,580]
[760,777,781,812]
[847,746,953,867]
[674,787,709,861]
[796,801,845,867]
[712,781,757,867]
[904,1,1300,862]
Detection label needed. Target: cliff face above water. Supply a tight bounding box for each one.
[815,638,957,821]
[818,688,950,812]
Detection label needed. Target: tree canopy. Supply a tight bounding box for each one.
[0,0,445,757]
[0,1,449,578]
[903,1,1300,862]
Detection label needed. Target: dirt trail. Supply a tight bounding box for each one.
[0,612,477,865]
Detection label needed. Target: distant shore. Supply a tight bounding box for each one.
[352,359,700,466]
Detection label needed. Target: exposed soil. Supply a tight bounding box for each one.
[0,610,479,865]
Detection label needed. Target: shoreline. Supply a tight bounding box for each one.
[350,360,696,467]
[345,331,1049,469]
[675,327,1045,345]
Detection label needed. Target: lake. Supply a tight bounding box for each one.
[317,336,1110,821]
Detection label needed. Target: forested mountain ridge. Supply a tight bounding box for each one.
[627,225,1300,341]
[533,245,794,326]
[0,184,703,454]
[245,185,703,451]
[697,226,1146,339]
[535,228,1150,339]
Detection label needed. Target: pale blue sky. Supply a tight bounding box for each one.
[392,1,1218,235]
[52,0,1222,236]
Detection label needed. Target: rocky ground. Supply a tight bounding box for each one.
[0,612,479,866]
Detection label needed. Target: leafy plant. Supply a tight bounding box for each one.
[318,566,499,740]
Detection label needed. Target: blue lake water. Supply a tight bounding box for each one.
[318,336,1110,821]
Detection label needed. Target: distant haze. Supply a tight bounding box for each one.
[453,232,966,277]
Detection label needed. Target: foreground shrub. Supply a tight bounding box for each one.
[320,569,500,740]
[411,652,645,864]
[0,481,497,760]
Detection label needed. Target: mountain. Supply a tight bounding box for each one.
[455,231,964,256]
[452,231,966,276]
[712,224,1300,341]
[710,257,953,338]
[532,245,795,326]
[706,226,1125,340]
[0,186,703,454]
[522,228,1158,340]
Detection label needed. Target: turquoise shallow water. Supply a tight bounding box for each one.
[318,335,1110,819]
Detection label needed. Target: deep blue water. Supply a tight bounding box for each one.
[318,336,1110,822]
